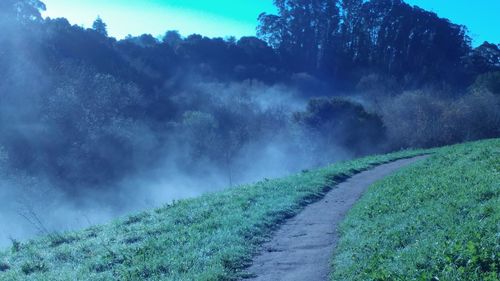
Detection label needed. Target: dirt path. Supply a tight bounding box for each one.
[243,156,428,281]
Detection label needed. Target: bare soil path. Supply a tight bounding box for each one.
[243,156,428,281]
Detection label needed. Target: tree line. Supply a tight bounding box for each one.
[0,0,498,194]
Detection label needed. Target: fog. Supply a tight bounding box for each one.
[0,80,352,247]
[1,0,498,249]
[0,59,353,247]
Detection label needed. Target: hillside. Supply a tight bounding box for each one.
[1,139,498,280]
[0,1,499,280]
[331,138,500,280]
[1,0,499,251]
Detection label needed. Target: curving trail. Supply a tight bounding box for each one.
[243,156,428,281]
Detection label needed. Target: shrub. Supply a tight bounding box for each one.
[471,71,500,95]
[0,261,10,272]
[381,90,500,148]
[294,97,386,154]
[9,237,21,253]
[21,259,48,275]
[48,233,78,248]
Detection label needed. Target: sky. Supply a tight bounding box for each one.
[404,0,500,46]
[42,0,277,39]
[41,0,499,46]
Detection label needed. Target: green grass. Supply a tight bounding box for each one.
[0,148,426,280]
[1,139,498,281]
[331,139,500,281]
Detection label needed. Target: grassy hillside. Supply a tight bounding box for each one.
[0,149,425,281]
[0,139,498,281]
[331,139,500,281]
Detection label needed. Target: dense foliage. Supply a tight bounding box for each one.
[258,0,474,88]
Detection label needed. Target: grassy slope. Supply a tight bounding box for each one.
[331,139,500,281]
[0,149,426,281]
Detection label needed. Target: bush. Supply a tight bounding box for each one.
[294,97,386,154]
[442,90,500,142]
[471,71,500,95]
[0,261,10,272]
[21,259,48,275]
[381,91,446,148]
[9,238,21,253]
[381,90,500,148]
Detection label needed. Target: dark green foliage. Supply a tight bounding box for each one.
[0,0,45,22]
[9,238,21,254]
[0,0,498,195]
[48,234,78,248]
[162,30,182,47]
[92,16,108,36]
[21,259,48,275]
[123,213,150,226]
[382,90,500,148]
[258,0,474,88]
[294,98,386,154]
[464,43,500,75]
[0,262,10,272]
[473,71,500,95]
[258,0,341,72]
[123,236,142,245]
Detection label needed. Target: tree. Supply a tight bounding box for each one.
[162,30,182,47]
[92,16,108,36]
[356,0,471,84]
[0,0,46,22]
[258,0,341,72]
[471,71,500,95]
[294,97,386,154]
[259,0,472,88]
[464,42,500,77]
[338,0,364,64]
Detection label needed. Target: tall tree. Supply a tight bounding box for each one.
[0,0,46,22]
[258,0,341,72]
[162,30,182,47]
[260,0,472,88]
[92,16,108,36]
[356,0,471,83]
[339,0,363,47]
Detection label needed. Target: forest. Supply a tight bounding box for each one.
[0,0,499,244]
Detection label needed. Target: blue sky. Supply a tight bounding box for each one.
[42,0,498,46]
[42,0,276,39]
[404,0,499,46]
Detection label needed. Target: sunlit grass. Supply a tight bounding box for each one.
[331,139,500,280]
[0,147,426,280]
[2,139,497,281]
